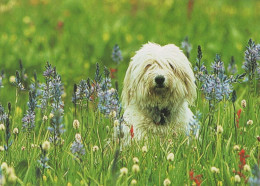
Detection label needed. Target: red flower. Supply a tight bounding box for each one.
[238,149,249,169]
[130,125,134,138]
[236,108,242,127]
[110,68,118,79]
[234,149,250,182]
[189,170,202,186]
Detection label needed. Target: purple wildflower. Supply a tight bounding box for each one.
[181,37,192,59]
[47,71,65,145]
[198,55,233,102]
[186,111,201,137]
[211,54,225,75]
[112,44,123,64]
[243,39,260,80]
[22,91,37,131]
[43,62,56,78]
[71,140,85,156]
[0,105,8,123]
[22,111,35,130]
[249,165,260,186]
[73,79,93,103]
[15,70,25,90]
[38,143,50,170]
[97,67,121,117]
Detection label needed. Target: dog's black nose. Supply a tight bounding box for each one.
[155,75,165,86]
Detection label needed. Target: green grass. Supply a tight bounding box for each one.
[0,0,260,185]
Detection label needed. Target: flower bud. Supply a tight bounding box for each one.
[163,178,171,186]
[42,141,51,151]
[167,153,174,161]
[13,128,19,134]
[142,146,148,153]
[120,167,128,175]
[73,120,80,129]
[241,99,246,108]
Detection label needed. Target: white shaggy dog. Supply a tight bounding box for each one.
[121,42,196,143]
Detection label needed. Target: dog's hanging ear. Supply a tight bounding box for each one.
[122,63,133,107]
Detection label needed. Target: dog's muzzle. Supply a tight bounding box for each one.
[155,75,165,88]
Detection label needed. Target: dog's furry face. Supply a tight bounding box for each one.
[122,42,196,112]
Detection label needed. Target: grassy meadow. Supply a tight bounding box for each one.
[0,0,260,185]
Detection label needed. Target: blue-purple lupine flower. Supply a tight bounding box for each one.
[95,63,102,84]
[29,72,42,97]
[97,68,121,117]
[71,141,86,156]
[248,165,260,186]
[243,39,260,79]
[38,156,50,169]
[194,45,208,82]
[22,111,36,130]
[40,62,57,113]
[15,70,25,91]
[22,91,37,131]
[72,79,94,104]
[201,75,232,101]
[39,83,51,112]
[181,37,192,59]
[47,71,65,145]
[211,54,225,75]
[43,62,56,78]
[186,111,201,137]
[199,55,233,102]
[112,44,123,64]
[0,105,8,123]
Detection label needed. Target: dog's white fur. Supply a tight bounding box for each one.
[121,42,196,142]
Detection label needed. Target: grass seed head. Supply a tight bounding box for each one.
[142,146,148,153]
[241,99,246,108]
[49,113,54,119]
[243,164,251,172]
[43,115,48,121]
[133,157,139,164]
[73,119,80,129]
[217,125,223,134]
[132,164,140,173]
[120,167,128,176]
[42,141,51,151]
[211,167,220,173]
[109,110,116,118]
[233,145,240,151]
[13,127,18,134]
[0,146,4,151]
[131,179,137,185]
[247,120,253,125]
[234,175,241,182]
[93,145,99,152]
[9,76,15,83]
[75,133,82,142]
[163,178,171,186]
[167,153,174,161]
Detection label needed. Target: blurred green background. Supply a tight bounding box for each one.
[0,0,260,93]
